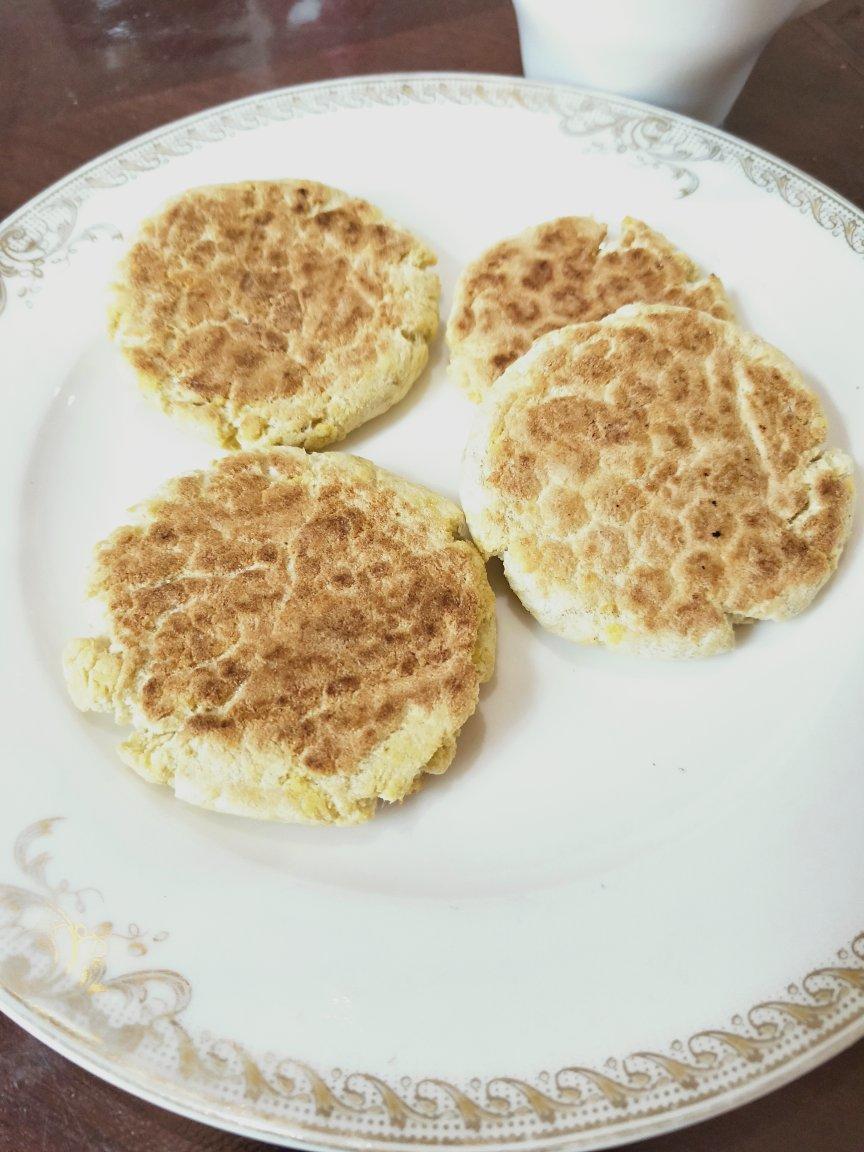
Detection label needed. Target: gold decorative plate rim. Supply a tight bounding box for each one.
[1,73,863,1151]
[1,813,862,1152]
[3,993,862,1152]
[1,71,862,318]
[2,818,863,1152]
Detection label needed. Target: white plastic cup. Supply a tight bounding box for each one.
[512,0,826,125]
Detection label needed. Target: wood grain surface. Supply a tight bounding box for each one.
[1,1,863,1149]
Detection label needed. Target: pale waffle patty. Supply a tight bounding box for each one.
[462,304,854,658]
[447,216,732,401]
[109,180,441,451]
[63,450,496,826]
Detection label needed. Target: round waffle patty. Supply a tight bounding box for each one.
[447,216,732,401]
[461,304,853,657]
[65,449,495,824]
[110,180,440,449]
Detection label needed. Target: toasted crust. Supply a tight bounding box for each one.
[64,450,495,824]
[447,216,732,401]
[462,305,854,658]
[109,180,440,450]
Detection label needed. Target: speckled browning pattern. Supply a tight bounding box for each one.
[109,180,440,449]
[461,305,854,657]
[447,217,732,400]
[64,450,495,823]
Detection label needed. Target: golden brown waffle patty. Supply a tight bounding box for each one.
[447,216,732,401]
[109,180,440,450]
[462,305,854,657]
[64,450,495,824]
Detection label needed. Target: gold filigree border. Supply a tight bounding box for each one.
[0,74,862,316]
[1,818,863,1148]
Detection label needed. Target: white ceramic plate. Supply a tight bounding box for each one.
[1,74,862,1151]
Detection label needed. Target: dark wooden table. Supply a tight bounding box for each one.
[1,2,863,1149]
